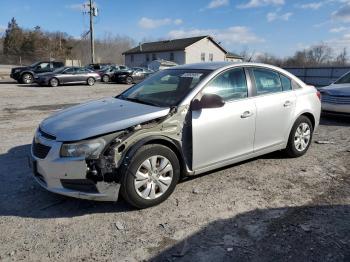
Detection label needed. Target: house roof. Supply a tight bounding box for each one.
[226,52,243,59]
[123,36,227,55]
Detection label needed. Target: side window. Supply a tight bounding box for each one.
[76,68,87,74]
[280,74,292,91]
[37,62,50,69]
[201,53,205,62]
[53,62,62,68]
[64,68,75,74]
[253,68,282,95]
[203,68,248,101]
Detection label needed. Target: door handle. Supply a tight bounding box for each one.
[284,101,292,107]
[241,111,254,118]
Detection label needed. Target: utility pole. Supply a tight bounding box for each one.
[88,0,95,64]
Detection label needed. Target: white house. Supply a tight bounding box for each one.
[123,35,243,67]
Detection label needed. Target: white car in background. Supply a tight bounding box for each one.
[319,71,350,114]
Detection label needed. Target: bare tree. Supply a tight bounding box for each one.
[335,48,347,66]
[306,43,333,65]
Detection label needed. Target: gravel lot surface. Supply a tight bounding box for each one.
[0,81,349,261]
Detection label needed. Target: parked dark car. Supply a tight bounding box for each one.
[113,67,154,84]
[100,65,132,83]
[10,61,64,84]
[86,63,112,72]
[34,67,101,87]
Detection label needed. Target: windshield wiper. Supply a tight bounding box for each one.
[123,97,161,107]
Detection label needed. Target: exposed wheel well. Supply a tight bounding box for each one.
[300,112,315,129]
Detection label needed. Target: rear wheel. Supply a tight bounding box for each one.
[49,78,59,87]
[120,144,180,209]
[285,116,313,157]
[125,76,133,84]
[87,77,95,86]
[102,75,110,83]
[21,73,33,84]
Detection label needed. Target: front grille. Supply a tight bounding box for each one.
[322,94,350,105]
[38,128,56,140]
[33,142,51,159]
[61,179,98,193]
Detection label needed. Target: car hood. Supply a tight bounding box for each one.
[320,84,350,97]
[12,66,30,71]
[40,97,170,141]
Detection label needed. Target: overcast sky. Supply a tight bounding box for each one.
[0,0,350,56]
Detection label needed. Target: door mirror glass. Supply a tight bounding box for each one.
[191,94,225,110]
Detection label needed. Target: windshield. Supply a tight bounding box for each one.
[118,69,211,107]
[30,62,41,68]
[335,72,350,84]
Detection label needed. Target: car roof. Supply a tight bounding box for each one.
[171,62,289,71]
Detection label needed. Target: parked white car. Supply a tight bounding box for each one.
[319,71,350,114]
[31,62,321,208]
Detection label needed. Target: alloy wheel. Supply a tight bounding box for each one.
[294,122,311,152]
[134,155,173,200]
[87,77,95,86]
[102,75,109,82]
[50,78,58,87]
[22,74,33,84]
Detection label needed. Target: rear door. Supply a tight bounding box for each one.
[192,67,256,170]
[249,67,296,151]
[75,68,89,82]
[59,67,76,84]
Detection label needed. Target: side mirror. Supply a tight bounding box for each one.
[191,94,225,111]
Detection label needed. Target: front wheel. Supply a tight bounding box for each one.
[49,78,59,87]
[87,77,95,86]
[21,73,33,84]
[120,144,180,209]
[102,75,110,83]
[285,116,313,158]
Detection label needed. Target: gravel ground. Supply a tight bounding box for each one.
[0,81,349,261]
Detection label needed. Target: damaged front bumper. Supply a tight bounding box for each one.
[30,134,120,202]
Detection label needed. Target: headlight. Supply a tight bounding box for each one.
[14,69,21,73]
[60,138,106,159]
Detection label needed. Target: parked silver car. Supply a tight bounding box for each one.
[35,67,100,87]
[31,62,321,208]
[319,71,350,114]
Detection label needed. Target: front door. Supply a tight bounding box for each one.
[192,67,256,171]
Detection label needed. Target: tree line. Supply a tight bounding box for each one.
[0,17,134,65]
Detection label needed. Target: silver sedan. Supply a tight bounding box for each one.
[319,71,350,114]
[35,67,101,87]
[31,62,321,208]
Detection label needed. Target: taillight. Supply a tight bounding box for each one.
[316,91,321,100]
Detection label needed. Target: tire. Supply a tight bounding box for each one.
[285,115,313,158]
[87,77,95,86]
[102,75,110,83]
[125,76,133,85]
[49,78,59,87]
[120,144,180,209]
[21,73,33,84]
